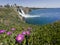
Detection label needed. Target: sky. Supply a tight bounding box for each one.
[0,0,60,8]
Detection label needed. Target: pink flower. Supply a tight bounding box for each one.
[27,27,32,31]
[22,31,26,35]
[22,31,30,36]
[16,34,24,43]
[26,31,30,35]
[7,32,12,35]
[11,28,16,31]
[0,30,6,34]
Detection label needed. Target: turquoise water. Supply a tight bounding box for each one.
[25,8,60,25]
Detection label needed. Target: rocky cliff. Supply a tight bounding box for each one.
[16,6,31,14]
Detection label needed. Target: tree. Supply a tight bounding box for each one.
[4,4,10,8]
[0,5,3,7]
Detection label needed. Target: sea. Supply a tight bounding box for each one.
[25,8,60,25]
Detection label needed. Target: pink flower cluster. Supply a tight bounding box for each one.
[0,27,16,35]
[16,31,30,43]
[0,27,32,44]
[16,27,32,43]
[22,31,30,35]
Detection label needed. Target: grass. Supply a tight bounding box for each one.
[0,7,60,45]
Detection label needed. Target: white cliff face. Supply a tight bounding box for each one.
[18,8,40,18]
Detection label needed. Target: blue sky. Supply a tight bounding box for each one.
[0,0,60,8]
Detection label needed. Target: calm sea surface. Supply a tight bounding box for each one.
[25,8,60,25]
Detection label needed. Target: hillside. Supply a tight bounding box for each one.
[0,7,23,25]
[0,7,60,45]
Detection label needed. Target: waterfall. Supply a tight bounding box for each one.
[18,8,40,18]
[20,8,25,15]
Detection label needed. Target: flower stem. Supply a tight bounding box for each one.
[25,35,28,45]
